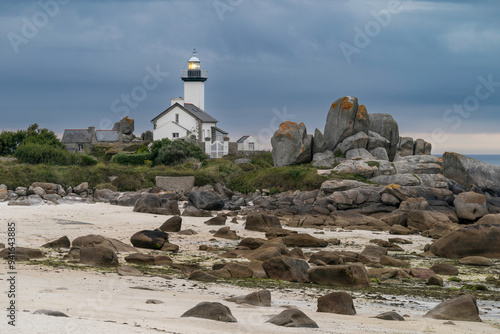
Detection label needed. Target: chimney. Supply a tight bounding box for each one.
[171,97,184,106]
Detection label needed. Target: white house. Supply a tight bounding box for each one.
[151,50,229,158]
[237,135,260,152]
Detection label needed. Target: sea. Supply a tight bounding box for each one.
[463,155,500,166]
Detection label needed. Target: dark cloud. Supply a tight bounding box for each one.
[1,0,499,152]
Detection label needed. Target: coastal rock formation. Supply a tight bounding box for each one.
[225,290,271,306]
[188,190,224,210]
[271,121,312,167]
[317,292,356,315]
[443,152,500,196]
[368,113,399,161]
[181,302,237,323]
[307,263,370,288]
[266,308,318,328]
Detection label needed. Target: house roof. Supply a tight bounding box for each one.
[212,126,228,135]
[61,129,93,144]
[151,102,218,124]
[96,130,119,142]
[236,135,249,143]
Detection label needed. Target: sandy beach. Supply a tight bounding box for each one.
[1,202,499,334]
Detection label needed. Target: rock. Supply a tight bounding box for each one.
[262,256,310,283]
[307,263,370,288]
[133,194,180,215]
[429,263,459,276]
[271,121,312,167]
[336,132,368,154]
[397,137,414,156]
[317,292,356,315]
[130,230,169,250]
[238,237,266,250]
[245,214,281,232]
[245,246,287,262]
[0,247,44,260]
[188,270,218,282]
[182,205,212,217]
[345,148,374,160]
[332,160,378,178]
[42,236,70,249]
[283,233,328,248]
[374,311,404,321]
[427,275,444,286]
[413,138,427,155]
[8,194,45,206]
[389,225,410,235]
[454,192,488,221]
[410,268,435,280]
[429,224,500,258]
[367,131,390,151]
[118,116,134,134]
[15,186,27,196]
[72,234,138,253]
[159,216,182,232]
[477,214,500,225]
[266,308,318,328]
[424,294,481,322]
[204,215,227,225]
[359,245,387,264]
[30,186,46,197]
[33,309,69,317]
[111,192,142,206]
[443,152,500,196]
[73,182,89,194]
[312,128,327,155]
[309,251,344,265]
[146,299,163,304]
[379,255,409,267]
[181,302,236,323]
[117,266,143,276]
[324,96,369,151]
[368,113,399,161]
[407,210,456,237]
[367,268,398,280]
[370,147,389,160]
[213,226,239,240]
[124,253,172,265]
[319,179,367,194]
[219,263,253,278]
[459,256,493,266]
[79,246,119,266]
[188,191,224,210]
[371,174,421,187]
[225,290,271,306]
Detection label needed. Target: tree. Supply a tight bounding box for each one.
[0,124,63,156]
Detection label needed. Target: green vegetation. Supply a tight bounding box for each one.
[333,149,345,158]
[366,161,380,168]
[15,143,96,166]
[0,123,64,156]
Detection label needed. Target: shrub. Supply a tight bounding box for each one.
[334,149,345,158]
[14,143,96,166]
[153,139,205,166]
[111,152,154,165]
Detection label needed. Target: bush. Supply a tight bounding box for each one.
[14,143,96,166]
[153,139,205,166]
[111,152,154,165]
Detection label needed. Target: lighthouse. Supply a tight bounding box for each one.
[181,49,207,110]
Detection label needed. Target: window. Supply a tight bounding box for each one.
[249,143,255,151]
[172,133,179,138]
[77,144,84,152]
[175,113,179,123]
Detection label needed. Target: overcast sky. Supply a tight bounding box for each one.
[1,0,499,154]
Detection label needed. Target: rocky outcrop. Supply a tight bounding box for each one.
[307,263,370,288]
[324,96,369,151]
[453,191,488,221]
[188,190,224,211]
[79,246,119,266]
[443,152,500,196]
[368,113,399,161]
[245,214,281,232]
[262,256,310,283]
[317,292,356,315]
[271,121,312,167]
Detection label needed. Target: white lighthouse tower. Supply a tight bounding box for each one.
[181,49,207,110]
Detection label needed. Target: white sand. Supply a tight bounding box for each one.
[0,202,499,334]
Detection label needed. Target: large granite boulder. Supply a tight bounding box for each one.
[188,190,224,210]
[443,152,500,196]
[317,291,356,315]
[335,132,368,154]
[79,246,119,266]
[130,230,169,250]
[245,214,281,232]
[368,113,399,161]
[72,234,138,253]
[453,191,488,221]
[271,121,312,167]
[133,194,180,215]
[181,302,237,323]
[307,263,370,288]
[429,224,500,258]
[262,256,310,283]
[324,96,370,151]
[397,137,414,156]
[266,309,318,328]
[424,294,481,322]
[312,128,327,155]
